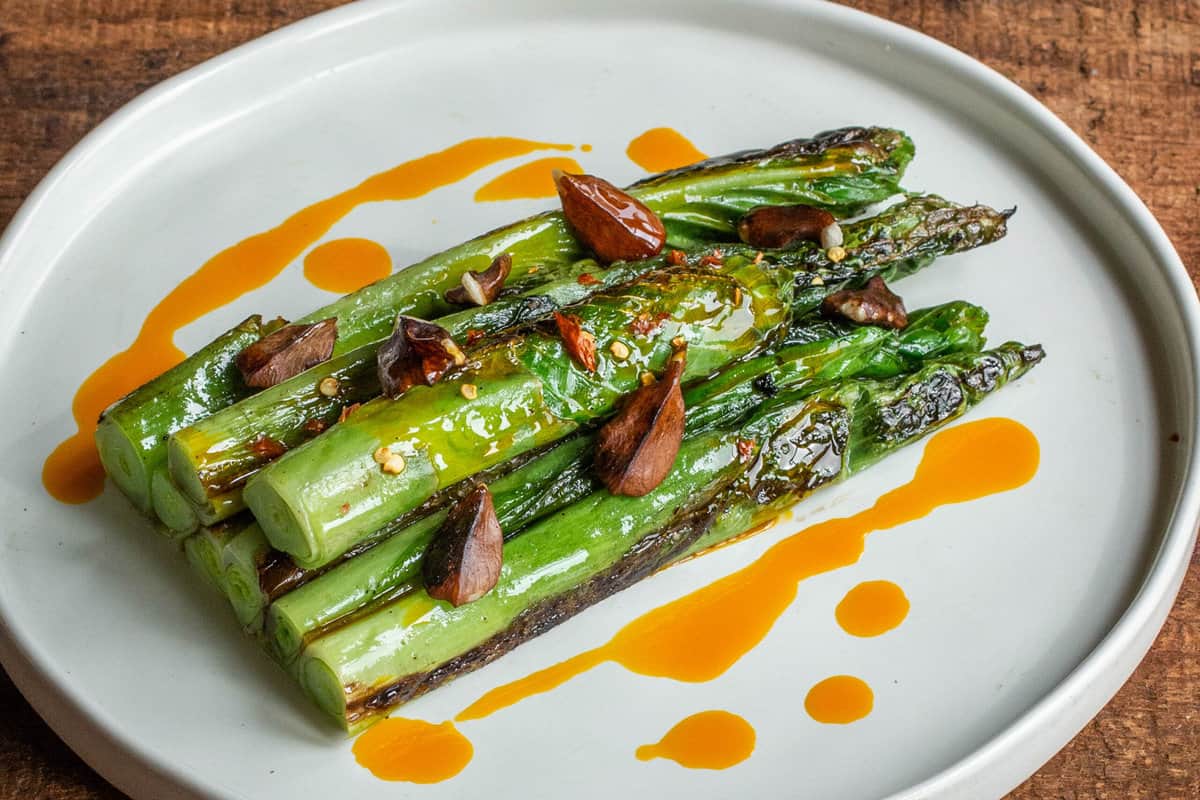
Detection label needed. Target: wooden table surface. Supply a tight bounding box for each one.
[0,1,1196,797]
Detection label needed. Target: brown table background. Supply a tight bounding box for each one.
[0,1,1196,797]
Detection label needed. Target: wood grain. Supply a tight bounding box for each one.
[0,1,1196,797]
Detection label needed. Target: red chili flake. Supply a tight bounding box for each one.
[250,435,288,460]
[736,438,756,463]
[465,328,486,346]
[553,312,597,372]
[699,248,724,268]
[339,503,350,516]
[576,273,601,286]
[338,403,362,423]
[629,311,670,337]
[303,419,328,436]
[666,249,687,267]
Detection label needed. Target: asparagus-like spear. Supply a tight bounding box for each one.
[166,195,1007,529]
[246,257,795,568]
[166,258,658,527]
[300,428,746,727]
[218,440,601,635]
[265,436,594,657]
[182,519,245,594]
[264,302,988,660]
[98,128,911,519]
[296,126,914,355]
[246,192,1012,569]
[95,315,270,514]
[679,343,1047,559]
[208,303,985,641]
[192,192,1009,627]
[215,517,271,630]
[296,343,1043,729]
[150,470,200,537]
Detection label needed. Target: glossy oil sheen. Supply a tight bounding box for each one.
[474,157,584,201]
[635,710,756,769]
[303,238,393,294]
[360,418,1039,783]
[41,137,572,503]
[804,675,874,724]
[835,580,910,637]
[250,260,788,567]
[626,128,708,172]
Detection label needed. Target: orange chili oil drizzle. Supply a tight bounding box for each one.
[43,137,573,503]
[474,156,584,202]
[356,418,1040,782]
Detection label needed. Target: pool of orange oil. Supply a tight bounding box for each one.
[303,238,392,294]
[626,127,709,172]
[636,710,756,769]
[355,417,1040,783]
[835,580,910,638]
[352,719,472,783]
[804,676,875,724]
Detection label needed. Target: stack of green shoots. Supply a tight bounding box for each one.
[93,127,1042,731]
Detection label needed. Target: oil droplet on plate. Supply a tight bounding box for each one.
[804,675,874,724]
[636,710,755,769]
[303,238,392,293]
[835,580,909,637]
[626,127,707,172]
[474,156,584,202]
[353,718,473,783]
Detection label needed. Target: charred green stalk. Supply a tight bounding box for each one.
[299,429,746,728]
[266,436,594,659]
[218,517,273,631]
[166,258,648,525]
[784,195,1014,321]
[296,343,1043,730]
[680,342,1046,558]
[297,126,914,355]
[215,443,596,638]
[94,315,269,514]
[182,519,248,595]
[151,470,200,537]
[263,301,988,660]
[168,194,1007,529]
[98,128,911,521]
[246,257,794,568]
[167,188,986,532]
[245,193,1012,569]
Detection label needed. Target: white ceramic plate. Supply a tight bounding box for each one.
[1,1,1196,798]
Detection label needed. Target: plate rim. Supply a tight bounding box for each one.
[0,1,1196,798]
